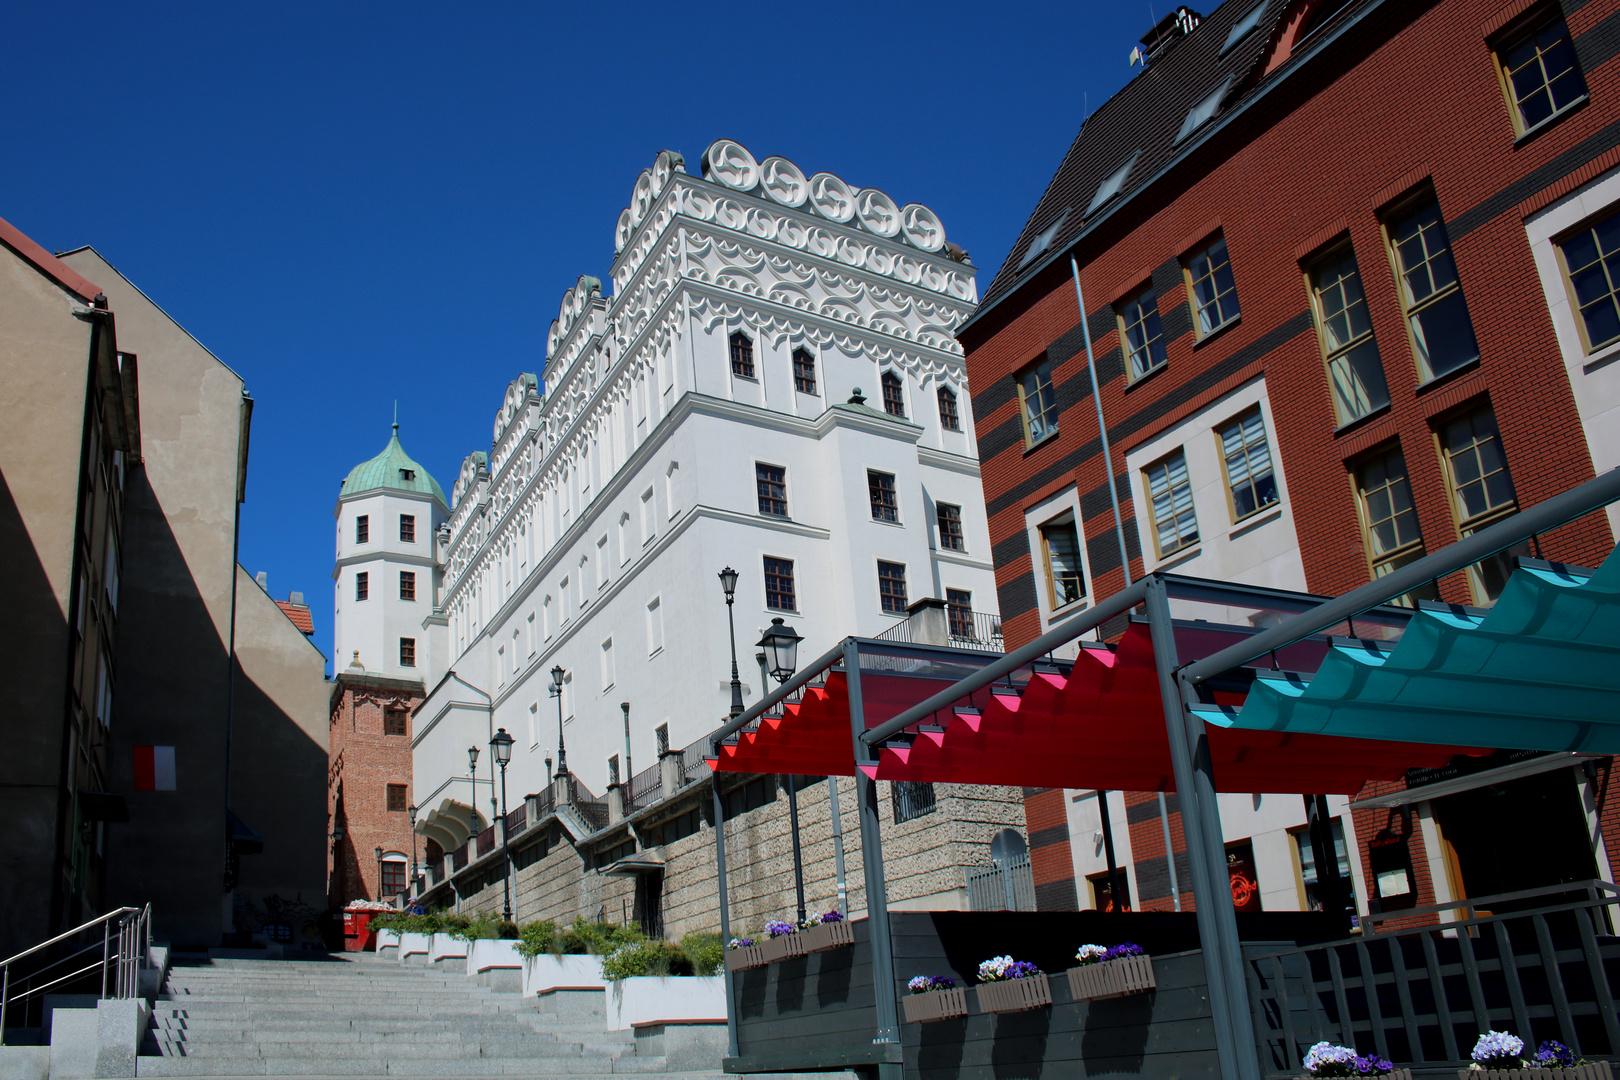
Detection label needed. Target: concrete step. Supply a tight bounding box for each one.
[136,1056,685,1076]
[150,1028,568,1045]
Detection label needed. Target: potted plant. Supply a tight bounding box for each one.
[1300,1040,1411,1079]
[972,955,1051,1015]
[723,936,765,972]
[902,975,967,1024]
[797,910,853,953]
[1460,1032,1613,1079]
[1066,942,1156,1001]
[758,920,807,963]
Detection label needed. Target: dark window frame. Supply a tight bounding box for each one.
[729,332,756,379]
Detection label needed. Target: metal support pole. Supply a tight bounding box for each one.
[1097,791,1125,910]
[787,780,807,925]
[1306,794,1350,932]
[712,771,737,1060]
[621,702,633,787]
[1144,575,1241,1080]
[1174,661,1262,1080]
[845,640,900,1067]
[1158,792,1182,911]
[828,775,849,917]
[499,762,513,922]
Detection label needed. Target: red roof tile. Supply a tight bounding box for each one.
[276,600,314,635]
[0,214,104,303]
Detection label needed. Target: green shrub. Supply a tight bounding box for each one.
[370,910,447,934]
[680,932,723,977]
[448,912,516,942]
[516,920,557,958]
[601,940,681,980]
[555,917,644,956]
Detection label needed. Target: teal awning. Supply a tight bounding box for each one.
[1195,548,1620,754]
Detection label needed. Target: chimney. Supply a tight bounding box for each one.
[289,591,305,605]
[255,571,268,588]
[1133,6,1202,66]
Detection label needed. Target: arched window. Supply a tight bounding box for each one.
[937,386,960,430]
[881,371,905,418]
[729,332,755,378]
[792,348,817,394]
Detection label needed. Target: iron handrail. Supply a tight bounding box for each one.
[1,903,150,1046]
[1358,878,1620,934]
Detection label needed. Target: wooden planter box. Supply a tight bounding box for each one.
[799,920,854,953]
[1460,1066,1612,1080]
[1300,1072,1411,1080]
[724,943,766,971]
[902,987,968,1024]
[760,932,807,963]
[973,972,1052,1015]
[1066,954,1156,1001]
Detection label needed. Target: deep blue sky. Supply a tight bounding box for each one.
[4,1,1173,671]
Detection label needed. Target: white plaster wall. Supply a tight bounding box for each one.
[1523,167,1620,540]
[1123,377,1308,600]
[333,488,445,679]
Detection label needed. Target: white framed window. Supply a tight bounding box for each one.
[527,613,536,656]
[543,595,553,639]
[647,596,664,655]
[596,535,609,589]
[528,702,539,747]
[1144,450,1199,557]
[618,512,631,565]
[497,646,507,686]
[601,637,615,692]
[665,462,680,520]
[641,488,655,544]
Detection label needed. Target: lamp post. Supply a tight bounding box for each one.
[407,804,420,898]
[374,846,384,899]
[468,745,481,843]
[490,728,515,922]
[756,618,806,922]
[718,567,744,718]
[549,665,568,781]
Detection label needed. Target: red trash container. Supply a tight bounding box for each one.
[342,909,378,952]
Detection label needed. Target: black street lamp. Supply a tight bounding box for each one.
[374,846,384,899]
[407,803,419,897]
[718,567,744,718]
[757,618,803,685]
[490,728,515,922]
[549,665,569,780]
[468,745,481,841]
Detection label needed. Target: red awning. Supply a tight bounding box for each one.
[710,623,1472,795]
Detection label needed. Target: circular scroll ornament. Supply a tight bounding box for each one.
[652,150,676,196]
[855,188,901,237]
[901,204,946,252]
[705,140,759,192]
[630,169,654,227]
[616,208,633,254]
[759,156,809,207]
[809,173,855,222]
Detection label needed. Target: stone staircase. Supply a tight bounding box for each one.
[136,953,717,1078]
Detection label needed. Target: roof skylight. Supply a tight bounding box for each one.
[1018,209,1071,269]
[1221,1,1266,54]
[1176,76,1235,143]
[1086,153,1141,216]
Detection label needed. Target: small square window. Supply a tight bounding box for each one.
[386,784,407,812]
[399,571,416,601]
[877,561,908,614]
[1144,451,1199,557]
[729,332,755,378]
[792,348,817,394]
[1498,15,1587,137]
[400,515,415,543]
[355,572,369,602]
[1017,359,1059,446]
[756,463,787,516]
[356,515,369,544]
[1184,236,1241,337]
[1118,288,1168,380]
[764,557,797,612]
[399,637,416,667]
[937,387,960,430]
[868,471,899,522]
[936,503,966,551]
[384,708,407,736]
[1558,211,1620,353]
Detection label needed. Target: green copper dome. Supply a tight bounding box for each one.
[341,425,447,506]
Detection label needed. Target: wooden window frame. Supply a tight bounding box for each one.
[1141,450,1200,560]
[764,556,797,612]
[1380,190,1479,384]
[356,515,369,544]
[384,708,408,736]
[936,502,966,551]
[386,784,408,812]
[1492,8,1588,140]
[1038,515,1086,610]
[792,348,817,394]
[355,572,369,602]
[1305,240,1391,426]
[1117,284,1169,380]
[729,332,756,379]
[755,462,788,517]
[881,371,906,418]
[1348,446,1436,607]
[937,386,961,430]
[868,470,900,523]
[1554,207,1620,355]
[945,588,973,639]
[1215,407,1281,524]
[399,571,416,602]
[1016,358,1059,447]
[400,637,416,668]
[1182,235,1242,339]
[877,561,909,614]
[400,514,415,543]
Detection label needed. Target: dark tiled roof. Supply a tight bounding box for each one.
[980,0,1311,306]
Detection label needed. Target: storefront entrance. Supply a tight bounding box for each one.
[1430,766,1600,907]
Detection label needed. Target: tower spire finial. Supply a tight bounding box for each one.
[393,400,399,432]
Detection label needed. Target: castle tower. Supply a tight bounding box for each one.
[327,425,448,909]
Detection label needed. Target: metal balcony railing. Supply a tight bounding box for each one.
[475,826,496,857]
[504,804,527,837]
[625,761,662,812]
[874,606,1004,652]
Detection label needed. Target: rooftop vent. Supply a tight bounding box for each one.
[1131,6,1203,67]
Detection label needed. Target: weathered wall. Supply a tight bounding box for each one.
[329,673,422,907]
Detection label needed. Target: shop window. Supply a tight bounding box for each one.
[1227,841,1262,912]
[1308,244,1390,425]
[878,561,908,614]
[1184,236,1241,337]
[756,463,787,517]
[1558,210,1620,352]
[1217,409,1279,521]
[1367,825,1418,910]
[892,781,936,823]
[1386,195,1479,382]
[1039,517,1086,608]
[1497,13,1587,137]
[764,557,797,612]
[1144,451,1199,557]
[881,371,906,417]
[1119,286,1168,380]
[792,348,817,394]
[936,503,966,551]
[1291,818,1358,912]
[1016,359,1059,446]
[729,332,755,378]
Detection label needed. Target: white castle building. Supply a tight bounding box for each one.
[406,141,1011,923]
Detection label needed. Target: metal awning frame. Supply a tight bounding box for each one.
[1349,751,1604,810]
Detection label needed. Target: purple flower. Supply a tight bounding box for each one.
[1534,1041,1578,1068]
[820,910,844,923]
[1100,942,1145,962]
[765,920,796,938]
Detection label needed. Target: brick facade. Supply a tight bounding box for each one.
[328,671,422,908]
[960,0,1620,909]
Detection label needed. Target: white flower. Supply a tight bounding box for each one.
[1074,944,1107,964]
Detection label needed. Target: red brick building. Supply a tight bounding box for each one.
[959,0,1620,916]
[327,660,423,908]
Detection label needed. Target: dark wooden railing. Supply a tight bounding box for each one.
[505,804,527,837]
[475,825,496,857]
[451,843,468,871]
[1245,881,1620,1074]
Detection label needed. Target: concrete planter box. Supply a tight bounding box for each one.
[469,939,524,992]
[605,975,726,1031]
[901,987,968,1024]
[799,920,853,953]
[1461,1067,1610,1080]
[973,972,1052,1015]
[376,928,401,957]
[399,931,432,965]
[429,932,468,970]
[523,953,606,996]
[724,944,766,971]
[1065,954,1156,1001]
[760,933,807,963]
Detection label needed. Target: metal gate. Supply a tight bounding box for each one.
[966,854,1035,911]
